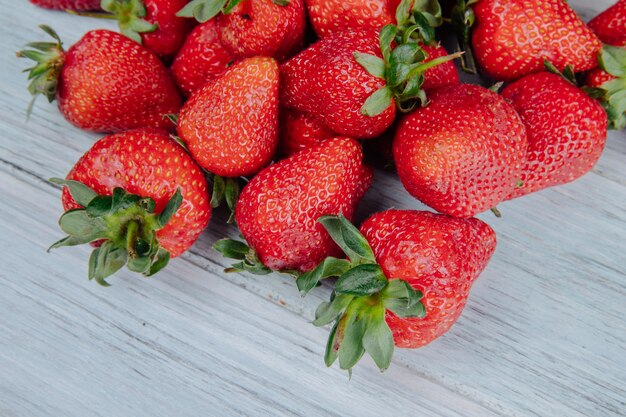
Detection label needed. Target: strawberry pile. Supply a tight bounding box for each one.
[21,0,622,373]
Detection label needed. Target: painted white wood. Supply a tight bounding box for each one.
[0,1,624,416]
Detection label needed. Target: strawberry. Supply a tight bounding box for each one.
[281,26,460,139]
[102,0,193,58]
[29,0,101,10]
[18,26,181,132]
[296,210,496,371]
[215,137,372,273]
[421,44,460,90]
[585,46,626,130]
[177,0,306,61]
[305,0,396,38]
[177,57,279,178]
[170,20,234,97]
[394,83,527,218]
[502,72,608,198]
[588,0,626,47]
[471,0,602,81]
[279,109,334,157]
[50,129,211,285]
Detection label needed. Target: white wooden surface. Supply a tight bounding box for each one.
[1,1,625,416]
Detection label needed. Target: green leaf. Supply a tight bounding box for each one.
[361,86,394,117]
[127,254,152,274]
[409,12,436,44]
[379,25,397,62]
[600,45,626,78]
[86,195,113,216]
[297,257,352,296]
[89,242,128,286]
[318,215,375,264]
[395,0,413,26]
[385,298,426,318]
[223,0,244,13]
[362,309,395,371]
[50,178,97,207]
[147,248,171,276]
[271,0,290,5]
[214,239,250,260]
[411,0,443,28]
[211,175,226,208]
[48,235,94,251]
[158,189,183,228]
[58,210,107,239]
[353,52,386,79]
[313,293,354,326]
[338,314,367,370]
[176,0,227,22]
[324,320,340,367]
[224,178,240,223]
[335,264,387,296]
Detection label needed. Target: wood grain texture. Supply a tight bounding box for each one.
[0,1,625,416]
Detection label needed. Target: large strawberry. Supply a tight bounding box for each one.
[215,138,372,273]
[279,109,335,157]
[177,0,306,61]
[177,57,279,179]
[50,129,211,285]
[503,72,608,198]
[296,210,496,371]
[585,46,626,130]
[394,83,527,218]
[281,26,460,139]
[29,0,100,10]
[588,0,626,47]
[471,0,602,81]
[170,20,234,97]
[306,0,396,38]
[101,0,193,58]
[18,26,181,132]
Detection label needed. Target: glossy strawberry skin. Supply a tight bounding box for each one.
[394,84,527,218]
[588,0,626,46]
[58,30,181,132]
[178,57,279,178]
[306,0,395,38]
[421,44,460,90]
[236,138,373,272]
[586,67,617,88]
[170,21,234,97]
[281,29,396,139]
[279,109,335,157]
[141,0,194,58]
[62,129,211,258]
[29,0,100,10]
[472,0,602,81]
[217,0,306,61]
[502,72,608,199]
[360,210,496,348]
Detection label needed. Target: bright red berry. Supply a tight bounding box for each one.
[279,109,335,157]
[29,0,100,10]
[588,0,626,47]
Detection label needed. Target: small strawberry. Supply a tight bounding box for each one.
[281,26,461,139]
[503,71,608,198]
[50,129,211,285]
[471,0,602,81]
[585,46,626,130]
[29,0,101,10]
[18,26,181,132]
[588,0,626,47]
[177,57,279,179]
[215,138,373,273]
[394,83,527,218]
[101,0,193,58]
[305,0,396,38]
[177,0,306,61]
[279,109,334,157]
[296,210,496,371]
[421,44,460,90]
[170,20,234,97]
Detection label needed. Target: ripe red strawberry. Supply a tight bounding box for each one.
[306,0,395,38]
[102,0,193,58]
[18,26,181,132]
[177,57,279,178]
[472,0,602,81]
[29,0,100,10]
[394,84,527,218]
[296,210,496,371]
[503,72,608,198]
[585,46,626,130]
[170,20,234,97]
[215,138,372,273]
[588,0,626,46]
[177,0,306,61]
[51,129,211,285]
[279,109,334,157]
[421,44,460,90]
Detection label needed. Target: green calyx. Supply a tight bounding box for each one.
[17,25,65,114]
[296,215,426,373]
[210,175,245,224]
[177,0,289,23]
[49,178,183,286]
[450,0,478,74]
[356,2,462,116]
[594,45,626,130]
[100,0,158,44]
[544,60,577,85]
[213,238,271,275]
